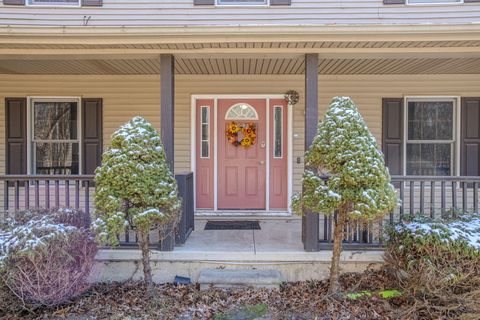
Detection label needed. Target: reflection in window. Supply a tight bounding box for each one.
[406,100,454,176]
[225,103,258,120]
[32,101,79,174]
[274,106,283,158]
[408,0,461,4]
[217,0,267,5]
[28,0,80,6]
[200,106,210,158]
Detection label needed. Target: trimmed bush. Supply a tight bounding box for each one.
[0,208,97,307]
[385,214,480,319]
[292,97,397,293]
[94,116,181,293]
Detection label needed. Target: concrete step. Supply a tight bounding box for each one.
[198,268,284,290]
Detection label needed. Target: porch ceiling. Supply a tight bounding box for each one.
[0,57,479,75]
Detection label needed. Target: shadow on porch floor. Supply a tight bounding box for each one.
[175,217,304,254]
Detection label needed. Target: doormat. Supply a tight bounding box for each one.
[204,220,261,230]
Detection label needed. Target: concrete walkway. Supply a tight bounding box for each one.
[175,217,304,254]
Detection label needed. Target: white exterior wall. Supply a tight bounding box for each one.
[1,0,480,27]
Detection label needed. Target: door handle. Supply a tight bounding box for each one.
[259,161,265,165]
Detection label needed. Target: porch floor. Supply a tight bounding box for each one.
[176,217,304,254]
[94,217,384,283]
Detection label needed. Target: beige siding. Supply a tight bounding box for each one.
[0,74,161,176]
[1,1,480,27]
[0,73,479,207]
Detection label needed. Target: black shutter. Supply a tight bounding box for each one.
[382,98,404,176]
[271,0,291,5]
[3,0,25,4]
[384,0,405,4]
[82,98,103,175]
[81,0,103,6]
[461,98,480,177]
[5,98,27,176]
[193,0,214,5]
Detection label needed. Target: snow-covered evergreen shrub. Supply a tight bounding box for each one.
[292,97,397,293]
[93,116,181,292]
[0,208,97,307]
[385,214,480,318]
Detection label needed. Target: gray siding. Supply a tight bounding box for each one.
[0,0,480,27]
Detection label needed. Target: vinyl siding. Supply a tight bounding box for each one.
[0,73,479,200]
[1,0,480,26]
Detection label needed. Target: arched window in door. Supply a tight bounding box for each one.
[225,103,258,120]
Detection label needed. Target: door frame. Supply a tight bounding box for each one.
[191,94,293,214]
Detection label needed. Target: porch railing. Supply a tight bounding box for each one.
[318,175,480,250]
[0,175,95,217]
[0,174,194,251]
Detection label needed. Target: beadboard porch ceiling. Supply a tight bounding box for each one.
[0,38,479,75]
[0,56,479,75]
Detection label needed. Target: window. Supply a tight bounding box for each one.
[273,106,283,158]
[407,0,462,4]
[27,0,80,6]
[200,106,210,158]
[405,98,457,176]
[30,99,80,175]
[225,103,258,120]
[217,0,268,5]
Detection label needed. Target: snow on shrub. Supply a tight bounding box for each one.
[393,213,480,254]
[94,116,181,293]
[292,97,397,293]
[385,214,480,318]
[0,208,97,307]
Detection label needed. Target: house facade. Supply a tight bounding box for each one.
[0,0,480,252]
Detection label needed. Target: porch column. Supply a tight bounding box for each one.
[302,53,320,252]
[160,54,175,171]
[160,54,176,251]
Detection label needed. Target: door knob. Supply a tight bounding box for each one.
[259,161,265,165]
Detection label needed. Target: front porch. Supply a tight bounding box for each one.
[0,37,479,254]
[1,174,479,253]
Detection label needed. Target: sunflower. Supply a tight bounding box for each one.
[228,122,241,133]
[241,137,252,147]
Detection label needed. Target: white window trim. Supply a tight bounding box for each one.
[200,105,210,159]
[403,96,460,176]
[216,0,269,7]
[26,0,81,7]
[406,0,463,5]
[27,97,82,175]
[273,105,283,159]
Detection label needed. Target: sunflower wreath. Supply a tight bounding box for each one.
[225,121,257,148]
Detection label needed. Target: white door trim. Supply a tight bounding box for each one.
[191,94,293,215]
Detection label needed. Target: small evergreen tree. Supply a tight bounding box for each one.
[93,117,181,294]
[293,97,397,293]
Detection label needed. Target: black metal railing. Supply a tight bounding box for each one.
[0,173,194,251]
[318,175,480,249]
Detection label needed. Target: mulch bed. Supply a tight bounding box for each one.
[1,269,409,320]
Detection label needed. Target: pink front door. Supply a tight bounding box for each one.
[218,99,266,210]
